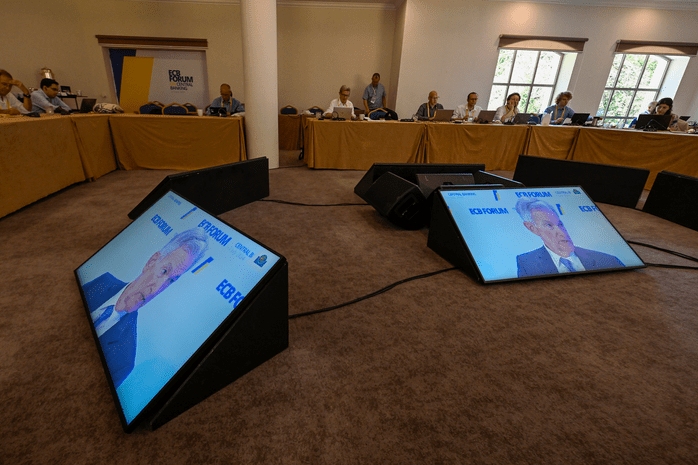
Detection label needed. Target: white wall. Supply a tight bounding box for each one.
[2,0,244,106]
[276,4,396,113]
[2,0,697,120]
[394,0,698,119]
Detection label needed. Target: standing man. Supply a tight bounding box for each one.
[31,78,72,114]
[452,92,482,121]
[363,73,387,115]
[324,85,355,119]
[415,91,443,120]
[207,83,245,115]
[0,70,31,115]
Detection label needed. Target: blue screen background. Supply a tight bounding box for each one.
[76,192,280,425]
[441,188,644,282]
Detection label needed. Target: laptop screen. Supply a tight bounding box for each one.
[75,190,282,431]
[438,186,645,283]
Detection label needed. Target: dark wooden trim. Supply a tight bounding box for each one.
[498,35,588,52]
[96,35,208,48]
[499,35,588,43]
[616,40,698,56]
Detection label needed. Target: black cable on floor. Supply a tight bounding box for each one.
[289,267,459,320]
[627,240,698,263]
[644,263,698,270]
[260,199,370,207]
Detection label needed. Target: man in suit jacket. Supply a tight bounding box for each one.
[82,229,208,387]
[514,198,624,278]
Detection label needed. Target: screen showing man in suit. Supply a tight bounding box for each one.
[82,228,209,388]
[76,191,282,426]
[514,198,624,277]
[438,187,644,283]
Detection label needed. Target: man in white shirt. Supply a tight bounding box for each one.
[0,70,31,115]
[452,92,482,121]
[324,85,355,119]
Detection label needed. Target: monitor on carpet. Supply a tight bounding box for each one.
[76,190,285,432]
[427,186,645,284]
[128,158,269,219]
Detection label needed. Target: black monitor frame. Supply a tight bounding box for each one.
[76,190,288,432]
[128,158,269,220]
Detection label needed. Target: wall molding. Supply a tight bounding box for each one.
[487,0,698,12]
[116,0,399,9]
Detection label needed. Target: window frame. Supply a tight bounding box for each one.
[489,49,566,114]
[597,53,671,127]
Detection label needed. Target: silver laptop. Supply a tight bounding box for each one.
[432,109,454,122]
[331,107,353,120]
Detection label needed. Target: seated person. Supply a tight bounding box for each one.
[452,92,482,121]
[31,78,72,114]
[494,92,520,123]
[415,91,443,120]
[654,97,688,132]
[363,73,387,115]
[0,70,31,115]
[206,84,245,115]
[324,85,355,119]
[544,91,575,124]
[629,101,657,128]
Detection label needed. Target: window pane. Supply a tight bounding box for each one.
[533,52,561,85]
[510,51,537,84]
[528,87,553,114]
[629,91,657,119]
[605,54,623,87]
[508,85,530,111]
[639,55,668,89]
[616,54,646,88]
[493,50,514,84]
[607,90,634,117]
[488,85,507,110]
[597,90,612,117]
[603,118,624,128]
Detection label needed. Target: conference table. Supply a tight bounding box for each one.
[1,113,247,219]
[303,118,698,188]
[4,112,697,219]
[278,114,313,150]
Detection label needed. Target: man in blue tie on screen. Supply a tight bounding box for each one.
[82,229,208,387]
[514,198,623,278]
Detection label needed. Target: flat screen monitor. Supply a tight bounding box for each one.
[128,158,269,220]
[428,186,645,283]
[75,190,284,432]
[513,154,649,208]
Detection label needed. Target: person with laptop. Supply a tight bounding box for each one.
[415,91,443,120]
[452,92,482,121]
[324,85,356,119]
[543,91,575,125]
[30,78,72,114]
[653,97,688,132]
[206,83,245,116]
[629,101,657,128]
[494,92,520,123]
[514,198,624,278]
[0,70,32,116]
